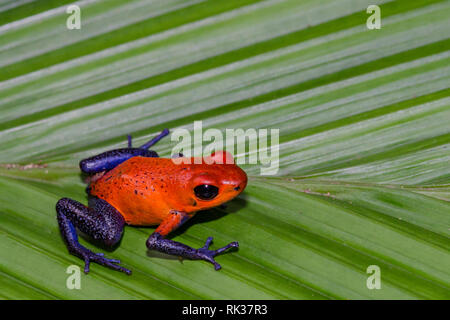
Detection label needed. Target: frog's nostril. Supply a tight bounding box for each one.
[234,186,240,191]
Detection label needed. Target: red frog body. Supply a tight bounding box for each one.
[90,153,247,226]
[56,129,247,275]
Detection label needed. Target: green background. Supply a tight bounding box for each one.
[0,0,449,299]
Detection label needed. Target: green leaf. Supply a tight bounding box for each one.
[0,0,449,299]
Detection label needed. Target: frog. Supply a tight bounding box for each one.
[56,129,247,275]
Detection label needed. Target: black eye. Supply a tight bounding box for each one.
[194,185,219,200]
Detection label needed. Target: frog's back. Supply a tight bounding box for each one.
[89,157,182,225]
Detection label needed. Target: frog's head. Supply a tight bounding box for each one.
[184,151,247,211]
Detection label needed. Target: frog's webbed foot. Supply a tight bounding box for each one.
[196,237,239,270]
[72,245,132,275]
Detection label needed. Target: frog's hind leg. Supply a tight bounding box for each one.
[79,129,169,174]
[137,128,169,149]
[127,134,132,148]
[56,197,131,275]
[126,128,169,149]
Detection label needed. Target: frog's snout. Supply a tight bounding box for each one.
[231,165,248,195]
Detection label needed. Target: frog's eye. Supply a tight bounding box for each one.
[194,184,219,200]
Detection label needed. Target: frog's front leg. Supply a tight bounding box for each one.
[146,211,239,270]
[56,197,131,275]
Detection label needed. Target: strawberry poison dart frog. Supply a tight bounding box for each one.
[56,129,247,275]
